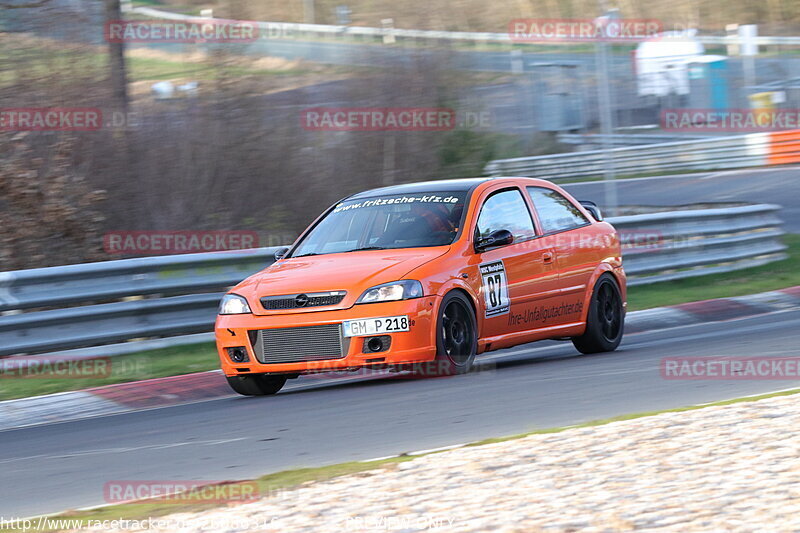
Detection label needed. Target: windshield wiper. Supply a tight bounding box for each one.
[292,252,321,258]
[348,246,388,252]
[294,247,386,257]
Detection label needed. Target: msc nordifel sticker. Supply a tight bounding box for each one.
[480,260,509,317]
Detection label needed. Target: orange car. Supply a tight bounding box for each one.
[215,177,626,395]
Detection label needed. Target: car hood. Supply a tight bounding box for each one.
[235,247,448,315]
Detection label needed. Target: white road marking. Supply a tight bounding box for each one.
[695,387,800,406]
[0,438,247,465]
[407,443,469,455]
[359,455,400,463]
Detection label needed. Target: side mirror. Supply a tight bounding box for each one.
[475,229,514,253]
[579,200,603,222]
[274,247,290,261]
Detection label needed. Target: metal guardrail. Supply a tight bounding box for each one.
[486,130,800,180]
[0,294,220,355]
[0,205,784,357]
[556,133,714,146]
[0,249,275,312]
[613,204,786,285]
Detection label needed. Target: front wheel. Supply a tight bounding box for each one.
[418,291,477,376]
[226,374,287,396]
[572,274,624,354]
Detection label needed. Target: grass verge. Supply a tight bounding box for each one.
[5,387,799,532]
[627,233,800,311]
[127,56,310,81]
[0,343,219,402]
[0,38,319,89]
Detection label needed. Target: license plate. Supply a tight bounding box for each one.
[342,316,410,337]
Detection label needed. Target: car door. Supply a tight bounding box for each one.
[525,186,595,324]
[470,187,559,339]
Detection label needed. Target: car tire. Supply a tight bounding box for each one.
[419,291,477,376]
[572,273,624,355]
[226,374,287,396]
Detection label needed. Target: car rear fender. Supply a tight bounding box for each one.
[580,263,626,323]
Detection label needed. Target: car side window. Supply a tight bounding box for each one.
[526,187,589,234]
[475,189,536,244]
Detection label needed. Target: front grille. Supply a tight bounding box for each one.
[252,324,346,364]
[261,291,346,310]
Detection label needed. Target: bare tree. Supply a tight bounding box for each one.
[104,0,129,112]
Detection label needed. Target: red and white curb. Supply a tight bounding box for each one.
[0,391,128,431]
[1,286,798,433]
[625,286,800,333]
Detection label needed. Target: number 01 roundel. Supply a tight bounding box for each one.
[479,260,510,317]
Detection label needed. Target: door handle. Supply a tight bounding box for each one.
[542,252,554,264]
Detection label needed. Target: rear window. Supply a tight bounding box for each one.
[526,187,589,234]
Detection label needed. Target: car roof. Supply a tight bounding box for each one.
[346,177,495,199]
[345,177,556,201]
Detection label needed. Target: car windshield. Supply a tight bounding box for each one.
[290,192,467,257]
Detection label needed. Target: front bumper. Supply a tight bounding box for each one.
[215,296,438,376]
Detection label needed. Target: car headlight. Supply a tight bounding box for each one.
[356,280,423,304]
[219,294,252,315]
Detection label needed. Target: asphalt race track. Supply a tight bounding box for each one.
[6,2,800,524]
[2,310,798,518]
[563,167,800,232]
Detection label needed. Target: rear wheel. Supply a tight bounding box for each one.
[226,374,287,396]
[572,274,624,354]
[418,291,477,376]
